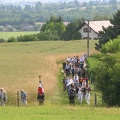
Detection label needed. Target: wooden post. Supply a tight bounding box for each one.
[17,90,20,107]
[94,93,97,107]
[87,20,90,57]
[102,95,103,106]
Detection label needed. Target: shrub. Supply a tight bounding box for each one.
[0,38,5,43]
[100,36,120,54]
[94,54,120,106]
[7,37,17,42]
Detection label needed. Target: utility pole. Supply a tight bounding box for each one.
[87,20,90,57]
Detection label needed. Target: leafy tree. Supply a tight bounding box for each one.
[100,36,120,54]
[37,30,59,40]
[91,36,120,106]
[95,10,120,50]
[94,53,120,106]
[62,18,84,40]
[0,1,120,32]
[40,16,65,40]
[35,2,43,10]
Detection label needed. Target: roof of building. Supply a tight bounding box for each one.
[78,20,112,33]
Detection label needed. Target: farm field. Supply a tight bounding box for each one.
[0,40,97,104]
[0,31,40,40]
[0,40,120,120]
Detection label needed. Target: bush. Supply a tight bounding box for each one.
[7,37,17,42]
[86,54,101,82]
[0,38,5,43]
[17,35,39,42]
[94,54,120,106]
[100,36,120,54]
[37,30,60,40]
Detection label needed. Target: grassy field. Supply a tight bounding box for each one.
[0,31,40,40]
[0,105,120,120]
[0,40,120,120]
[0,40,96,104]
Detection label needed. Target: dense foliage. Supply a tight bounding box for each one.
[38,16,65,40]
[61,19,84,40]
[95,10,120,50]
[88,37,120,106]
[100,36,120,53]
[0,1,120,31]
[94,53,120,106]
[6,17,84,41]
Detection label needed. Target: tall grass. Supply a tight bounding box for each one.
[0,40,97,105]
[0,40,120,120]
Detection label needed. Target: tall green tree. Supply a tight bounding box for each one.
[95,10,120,50]
[94,53,120,106]
[91,36,120,106]
[39,16,65,40]
[62,18,84,40]
[100,36,120,54]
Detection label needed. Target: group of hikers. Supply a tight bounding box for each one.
[0,75,45,106]
[1,54,91,106]
[62,54,91,104]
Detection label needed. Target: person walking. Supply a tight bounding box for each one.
[68,84,76,104]
[20,89,27,106]
[78,85,83,103]
[0,88,7,106]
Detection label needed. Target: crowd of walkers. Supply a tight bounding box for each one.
[62,54,91,104]
[1,54,91,106]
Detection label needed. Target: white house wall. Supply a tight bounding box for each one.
[78,24,98,40]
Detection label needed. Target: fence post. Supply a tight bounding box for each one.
[17,90,20,107]
[94,93,97,107]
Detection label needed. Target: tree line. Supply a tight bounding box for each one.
[3,17,84,42]
[87,9,120,106]
[87,36,120,106]
[0,9,120,43]
[0,0,120,29]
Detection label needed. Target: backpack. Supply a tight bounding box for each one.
[69,88,75,96]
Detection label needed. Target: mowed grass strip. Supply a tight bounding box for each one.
[0,106,120,120]
[0,40,97,105]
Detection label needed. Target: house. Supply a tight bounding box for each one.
[78,20,112,40]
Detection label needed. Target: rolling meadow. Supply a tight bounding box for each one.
[0,40,120,120]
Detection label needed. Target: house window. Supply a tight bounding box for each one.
[83,28,91,33]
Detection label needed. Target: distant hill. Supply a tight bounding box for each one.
[0,0,120,7]
[0,0,117,5]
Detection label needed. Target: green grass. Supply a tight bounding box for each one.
[0,40,119,119]
[0,106,120,120]
[0,31,40,40]
[0,40,97,104]
[0,40,97,55]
